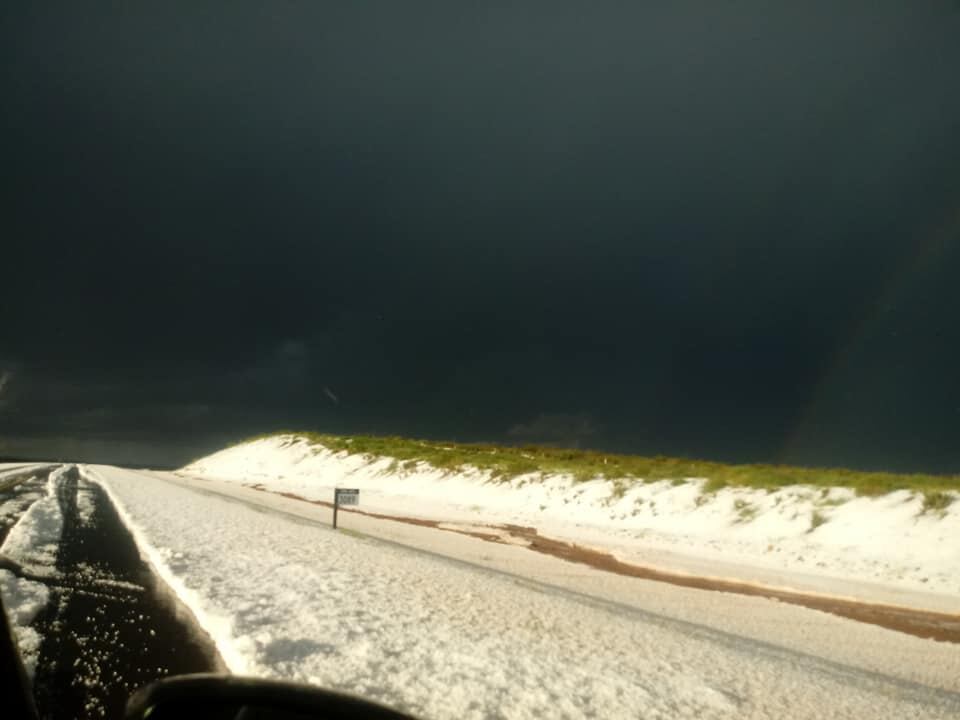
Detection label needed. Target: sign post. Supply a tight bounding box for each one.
[333,488,359,529]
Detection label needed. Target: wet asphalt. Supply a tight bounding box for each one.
[10,469,225,719]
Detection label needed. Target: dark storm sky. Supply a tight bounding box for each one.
[3,3,960,470]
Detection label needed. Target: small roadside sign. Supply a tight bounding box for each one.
[335,488,359,506]
[332,488,359,529]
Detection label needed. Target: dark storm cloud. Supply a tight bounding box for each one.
[3,3,960,469]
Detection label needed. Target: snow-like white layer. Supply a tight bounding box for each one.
[83,468,249,675]
[1,488,43,526]
[2,465,66,575]
[0,464,66,677]
[183,436,960,601]
[0,572,48,678]
[76,478,96,527]
[83,464,960,719]
[0,463,52,483]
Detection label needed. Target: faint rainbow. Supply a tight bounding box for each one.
[779,202,960,463]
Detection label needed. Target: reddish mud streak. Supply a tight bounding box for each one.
[245,485,960,644]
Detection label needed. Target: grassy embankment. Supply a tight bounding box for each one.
[245,431,958,509]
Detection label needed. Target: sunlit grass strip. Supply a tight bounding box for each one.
[241,431,960,500]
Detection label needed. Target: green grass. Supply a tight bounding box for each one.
[336,527,367,540]
[733,499,758,523]
[809,510,828,532]
[237,430,960,497]
[817,497,849,508]
[922,490,955,515]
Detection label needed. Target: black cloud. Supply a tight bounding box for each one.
[2,3,960,470]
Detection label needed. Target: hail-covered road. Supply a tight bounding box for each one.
[1,463,959,720]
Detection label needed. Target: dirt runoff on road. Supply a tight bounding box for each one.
[247,484,960,645]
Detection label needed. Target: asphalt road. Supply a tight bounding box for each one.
[134,469,960,711]
[5,464,960,719]
[1,467,223,720]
